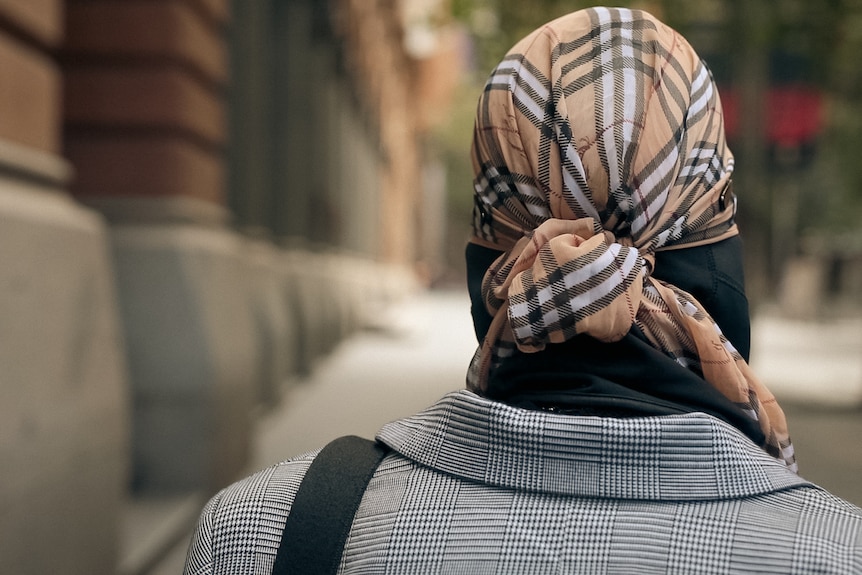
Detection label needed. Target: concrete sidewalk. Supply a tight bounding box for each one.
[752,313,862,407]
[750,311,862,510]
[137,289,862,573]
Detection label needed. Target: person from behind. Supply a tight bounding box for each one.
[184,7,862,574]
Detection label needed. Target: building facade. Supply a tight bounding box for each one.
[0,0,457,572]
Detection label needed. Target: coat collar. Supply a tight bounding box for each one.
[377,390,810,501]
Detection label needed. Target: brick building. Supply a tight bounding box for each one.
[0,0,459,572]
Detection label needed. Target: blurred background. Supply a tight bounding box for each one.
[1,0,860,573]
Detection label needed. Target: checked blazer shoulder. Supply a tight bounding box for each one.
[184,390,862,574]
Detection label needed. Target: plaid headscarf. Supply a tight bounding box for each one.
[467,7,796,471]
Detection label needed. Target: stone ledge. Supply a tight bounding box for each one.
[0,176,129,575]
[110,224,256,493]
[0,137,71,189]
[82,195,230,228]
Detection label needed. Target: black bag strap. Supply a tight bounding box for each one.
[272,435,389,575]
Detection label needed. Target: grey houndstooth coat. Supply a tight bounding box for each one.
[184,390,862,574]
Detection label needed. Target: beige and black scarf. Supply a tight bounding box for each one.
[467,7,795,471]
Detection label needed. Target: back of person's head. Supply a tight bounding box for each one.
[465,7,796,471]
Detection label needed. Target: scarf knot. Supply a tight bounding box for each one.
[484,218,649,353]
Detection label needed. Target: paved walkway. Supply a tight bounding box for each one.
[750,311,862,507]
[752,313,862,406]
[146,289,862,573]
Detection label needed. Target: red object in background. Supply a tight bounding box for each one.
[718,85,823,146]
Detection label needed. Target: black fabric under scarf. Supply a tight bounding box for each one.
[465,235,766,449]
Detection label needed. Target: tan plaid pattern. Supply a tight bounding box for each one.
[467,8,795,471]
